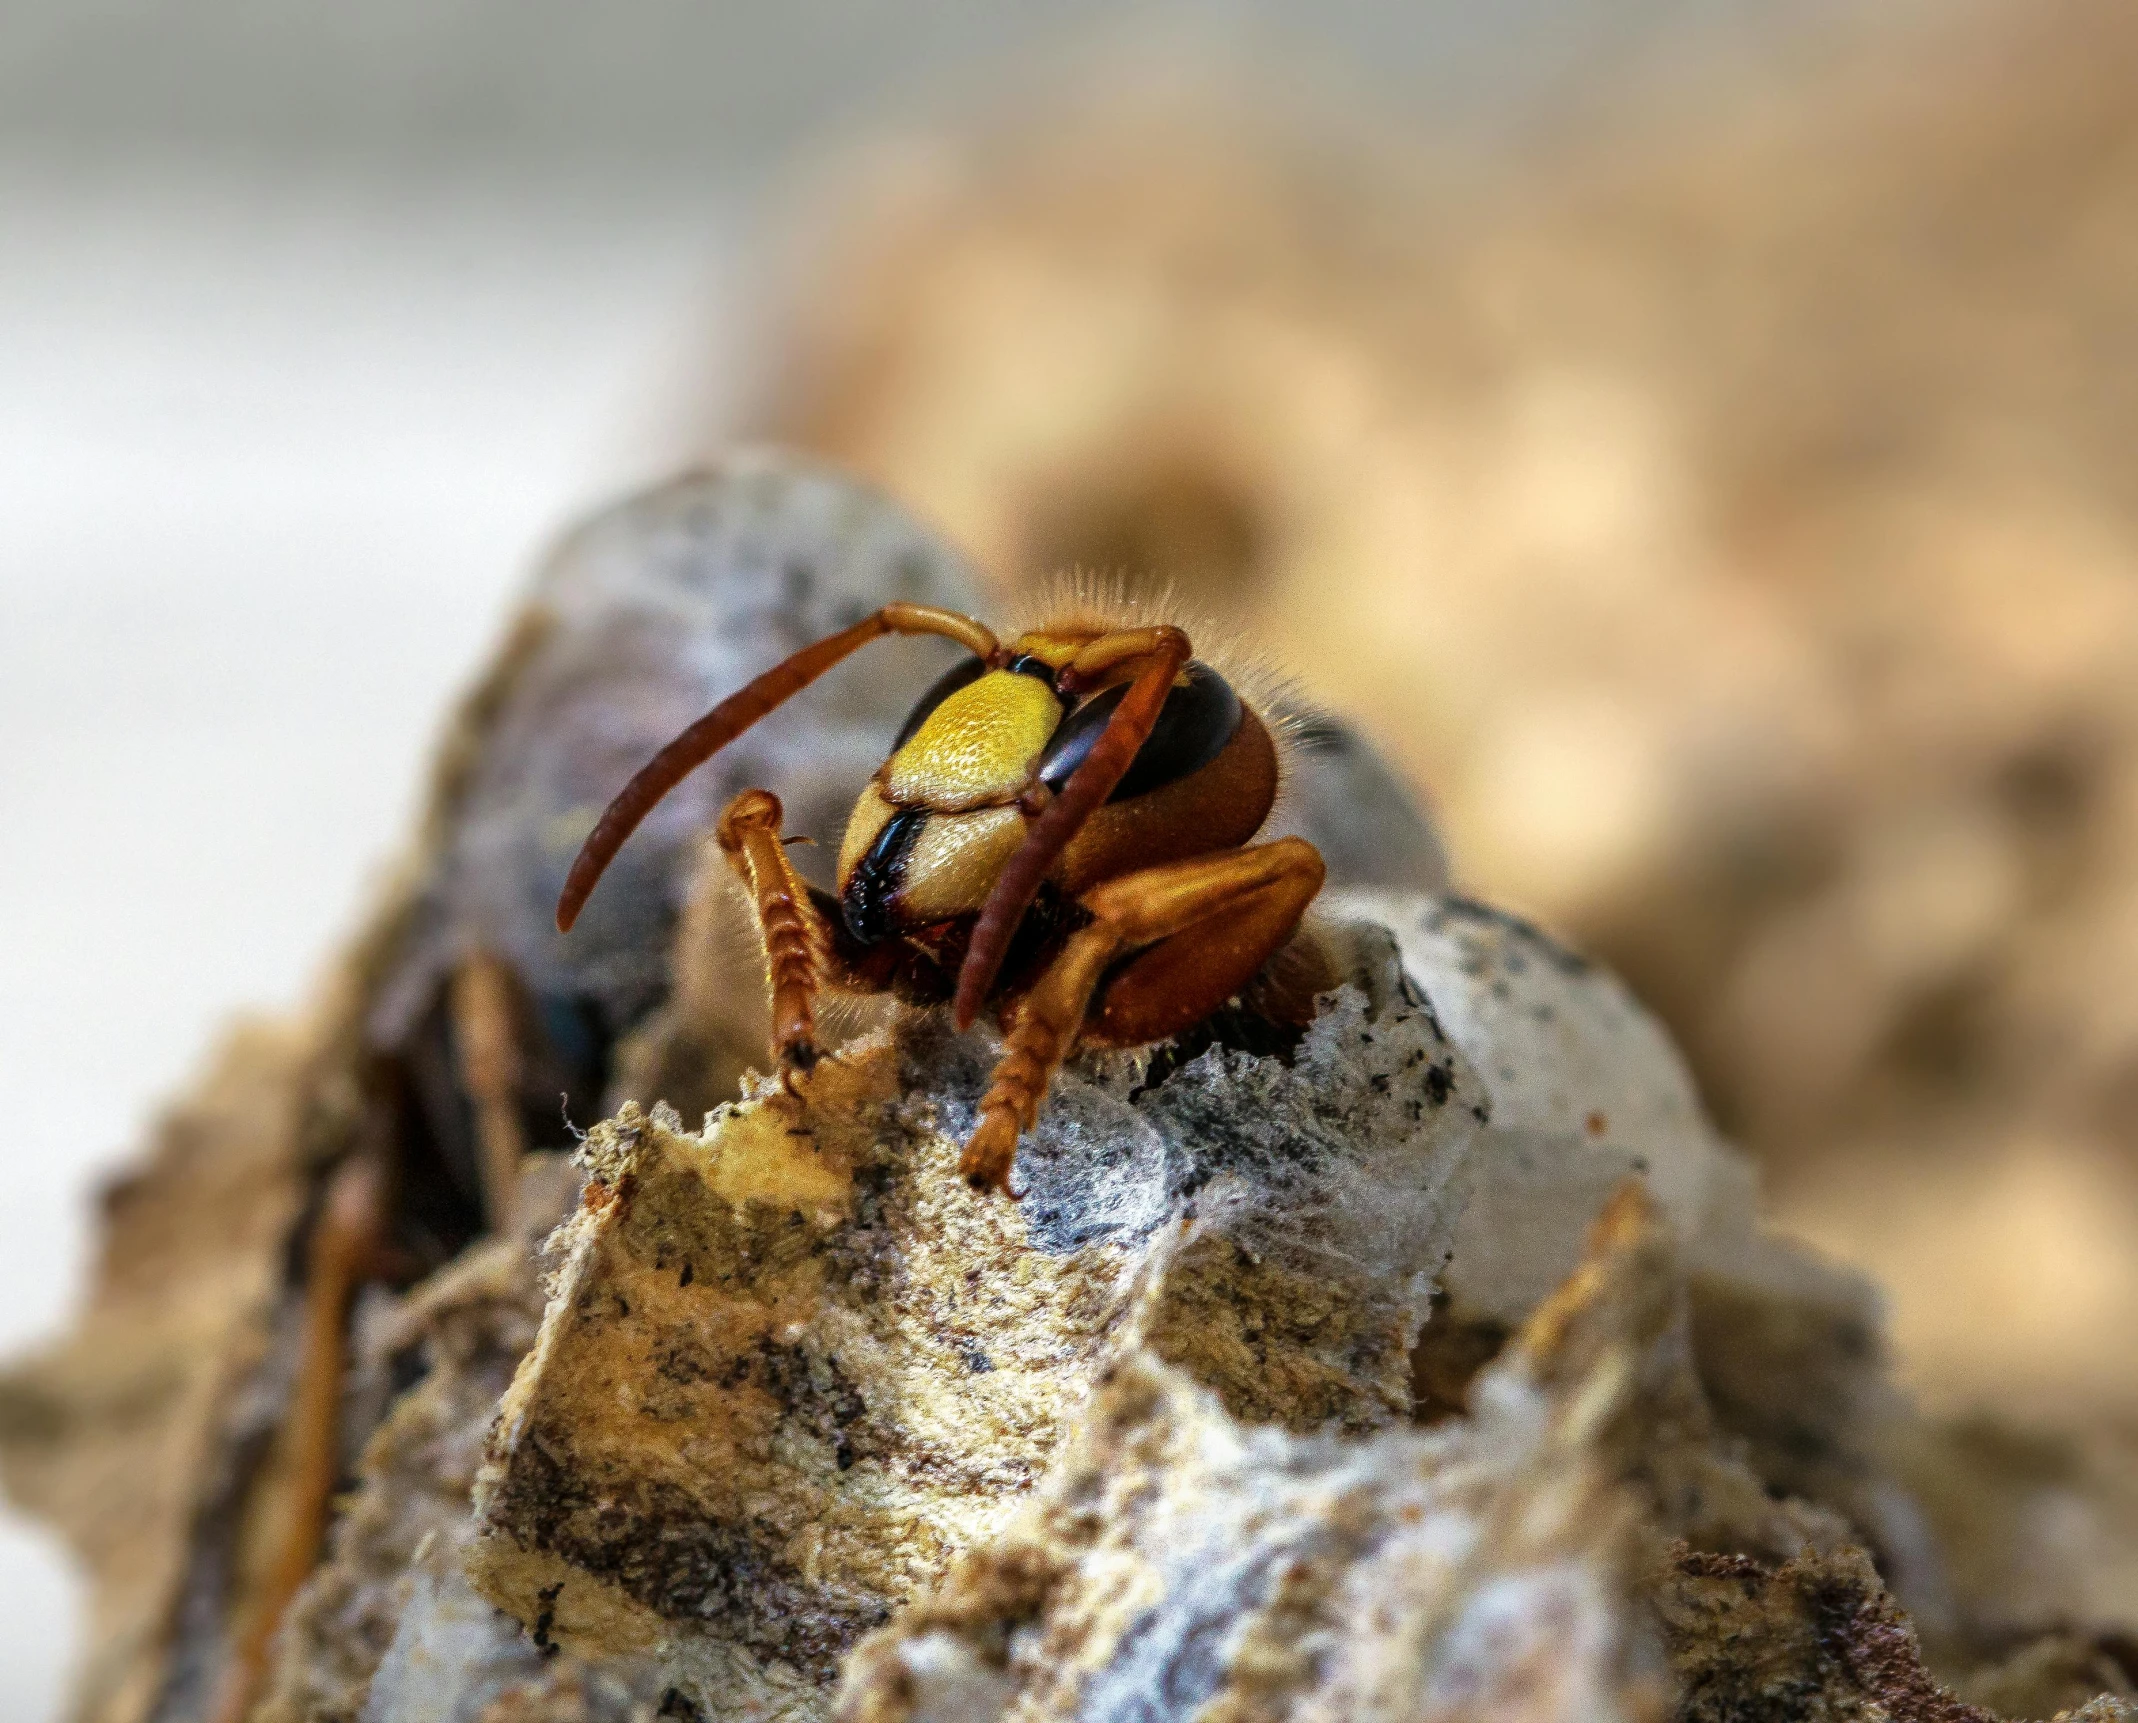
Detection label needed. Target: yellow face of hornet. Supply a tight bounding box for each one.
[832,642,1266,948]
[837,665,1058,935]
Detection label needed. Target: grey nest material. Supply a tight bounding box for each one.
[448,894,2131,1722]
[2,460,2132,1723]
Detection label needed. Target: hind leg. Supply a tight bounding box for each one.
[448,950,529,1235]
[961,838,1325,1193]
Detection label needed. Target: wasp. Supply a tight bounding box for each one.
[557,593,1332,1194]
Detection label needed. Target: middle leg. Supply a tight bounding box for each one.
[961,837,1326,1193]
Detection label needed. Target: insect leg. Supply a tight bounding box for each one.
[955,626,1191,1026]
[208,1153,386,1723]
[447,950,527,1236]
[716,788,835,1079]
[961,836,1326,1194]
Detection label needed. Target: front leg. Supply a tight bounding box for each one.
[961,837,1326,1193]
[716,789,835,1080]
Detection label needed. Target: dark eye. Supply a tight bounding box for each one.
[1040,661,1242,803]
[892,655,987,749]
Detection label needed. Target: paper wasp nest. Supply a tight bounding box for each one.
[2,458,2134,1723]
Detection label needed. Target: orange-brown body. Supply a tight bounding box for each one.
[558,603,1328,1194]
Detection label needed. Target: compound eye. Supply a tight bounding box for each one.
[1040,660,1243,803]
[892,655,987,750]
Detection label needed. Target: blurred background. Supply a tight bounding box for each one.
[5,0,2135,1713]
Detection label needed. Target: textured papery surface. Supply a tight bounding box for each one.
[13,883,2138,1722]
[1337,890,1916,1561]
[829,1186,1995,1723]
[461,890,2138,1722]
[464,934,1487,1716]
[837,1347,1659,1723]
[247,1158,670,1723]
[6,440,2137,1723]
[1329,889,1790,1314]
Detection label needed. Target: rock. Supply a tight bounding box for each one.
[1336,890,1925,1577]
[1266,720,1449,896]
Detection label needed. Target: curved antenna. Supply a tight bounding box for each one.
[953,626,1191,1027]
[556,602,999,932]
